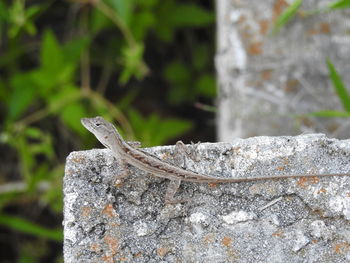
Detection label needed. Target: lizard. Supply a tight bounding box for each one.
[81,116,350,203]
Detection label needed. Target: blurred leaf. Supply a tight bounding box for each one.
[60,103,87,134]
[117,87,140,111]
[164,61,194,104]
[41,166,63,213]
[138,0,158,8]
[41,30,63,74]
[48,84,81,113]
[8,73,37,121]
[272,0,303,34]
[131,10,155,40]
[91,8,112,33]
[167,3,214,27]
[119,43,147,83]
[195,74,216,97]
[326,59,350,112]
[155,1,214,41]
[0,77,5,101]
[153,118,193,146]
[193,45,210,71]
[0,43,25,68]
[328,0,350,9]
[0,213,63,241]
[0,1,9,21]
[105,0,133,25]
[309,110,350,117]
[8,1,41,38]
[18,246,40,263]
[164,61,191,84]
[16,135,34,181]
[128,109,193,146]
[24,127,42,139]
[63,36,90,65]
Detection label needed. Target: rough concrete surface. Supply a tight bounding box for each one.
[64,134,350,263]
[216,0,350,140]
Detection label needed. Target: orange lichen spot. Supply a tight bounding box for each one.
[90,243,101,252]
[134,252,142,258]
[272,229,285,238]
[101,255,114,263]
[272,0,288,21]
[296,176,319,188]
[247,42,263,55]
[208,182,218,188]
[114,180,124,188]
[307,28,318,35]
[326,123,340,133]
[81,206,92,217]
[259,19,270,35]
[104,235,119,255]
[317,188,327,194]
[298,116,314,128]
[308,22,331,35]
[334,242,350,254]
[276,166,285,172]
[203,233,215,244]
[72,156,85,163]
[222,236,232,247]
[261,70,273,81]
[347,192,350,197]
[238,14,246,24]
[157,247,170,257]
[320,23,330,33]
[311,239,318,244]
[282,157,290,165]
[309,176,319,184]
[102,204,116,218]
[110,222,120,228]
[284,79,299,93]
[242,31,252,41]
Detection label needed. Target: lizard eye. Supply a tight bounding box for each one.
[95,123,101,127]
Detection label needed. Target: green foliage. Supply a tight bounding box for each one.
[164,44,216,104]
[328,0,350,9]
[326,59,350,112]
[0,213,63,241]
[5,0,45,38]
[127,109,193,146]
[0,0,216,261]
[155,0,214,42]
[310,60,350,117]
[272,0,303,34]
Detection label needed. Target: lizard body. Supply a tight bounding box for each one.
[81,116,350,202]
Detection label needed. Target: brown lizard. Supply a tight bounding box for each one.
[81,116,350,203]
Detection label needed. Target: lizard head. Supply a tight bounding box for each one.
[81,116,118,149]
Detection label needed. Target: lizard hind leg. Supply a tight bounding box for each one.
[165,179,187,204]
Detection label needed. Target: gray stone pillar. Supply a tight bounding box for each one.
[64,134,350,262]
[216,0,350,141]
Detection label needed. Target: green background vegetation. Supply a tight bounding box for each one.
[0,0,216,262]
[0,0,349,262]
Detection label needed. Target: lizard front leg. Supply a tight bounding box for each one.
[163,141,201,204]
[175,141,201,163]
[165,179,186,204]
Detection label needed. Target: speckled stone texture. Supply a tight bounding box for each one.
[64,134,350,263]
[216,0,350,140]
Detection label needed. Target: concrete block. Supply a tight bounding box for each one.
[64,134,350,262]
